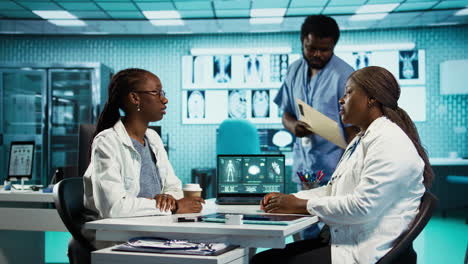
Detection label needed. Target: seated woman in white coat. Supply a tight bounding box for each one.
[82,68,204,248]
[252,66,434,264]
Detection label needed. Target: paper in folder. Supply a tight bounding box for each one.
[295,98,347,149]
[112,237,237,256]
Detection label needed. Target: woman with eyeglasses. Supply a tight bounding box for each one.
[83,68,204,225]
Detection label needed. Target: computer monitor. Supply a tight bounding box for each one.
[148,125,162,136]
[216,154,285,197]
[258,128,294,152]
[7,141,35,181]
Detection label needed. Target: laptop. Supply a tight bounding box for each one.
[215,154,285,205]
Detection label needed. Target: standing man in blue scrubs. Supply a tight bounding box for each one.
[274,15,357,237]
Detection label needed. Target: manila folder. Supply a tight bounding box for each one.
[296,98,347,149]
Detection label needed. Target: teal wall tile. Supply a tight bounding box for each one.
[0,25,467,185]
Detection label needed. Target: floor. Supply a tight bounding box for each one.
[413,210,467,264]
[255,210,468,264]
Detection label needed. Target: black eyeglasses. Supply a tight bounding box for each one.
[133,90,166,101]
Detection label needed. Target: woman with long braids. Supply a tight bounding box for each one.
[84,68,203,223]
[252,66,434,264]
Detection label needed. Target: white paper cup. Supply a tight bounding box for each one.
[183,183,202,198]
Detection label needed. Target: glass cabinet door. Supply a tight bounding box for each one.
[0,69,46,184]
[49,69,93,179]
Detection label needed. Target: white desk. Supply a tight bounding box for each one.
[0,190,65,231]
[85,199,318,249]
[0,190,67,264]
[429,158,468,166]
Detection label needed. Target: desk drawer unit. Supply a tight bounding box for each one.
[92,246,248,264]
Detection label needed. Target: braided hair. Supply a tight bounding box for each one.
[349,66,434,188]
[90,68,151,148]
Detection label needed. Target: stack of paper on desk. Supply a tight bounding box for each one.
[113,237,237,256]
[296,98,347,149]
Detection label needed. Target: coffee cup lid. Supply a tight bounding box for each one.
[183,183,202,191]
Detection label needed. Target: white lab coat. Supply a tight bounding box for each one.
[83,119,183,219]
[294,117,425,264]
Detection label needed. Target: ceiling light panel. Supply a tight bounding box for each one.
[356,3,399,14]
[249,17,284,24]
[143,11,181,19]
[48,19,86,27]
[455,8,468,16]
[250,8,286,17]
[33,10,77,19]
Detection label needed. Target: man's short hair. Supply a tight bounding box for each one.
[301,15,340,44]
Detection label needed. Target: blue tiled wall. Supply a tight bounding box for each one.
[1,25,467,184]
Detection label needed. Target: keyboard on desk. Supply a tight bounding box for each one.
[215,197,262,205]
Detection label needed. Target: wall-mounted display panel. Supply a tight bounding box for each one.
[336,49,426,121]
[182,53,299,124]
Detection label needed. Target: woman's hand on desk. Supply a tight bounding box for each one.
[261,193,309,214]
[175,197,205,214]
[154,194,177,212]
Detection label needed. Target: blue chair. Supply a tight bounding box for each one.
[216,119,260,155]
[377,191,438,264]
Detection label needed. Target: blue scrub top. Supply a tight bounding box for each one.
[274,54,354,183]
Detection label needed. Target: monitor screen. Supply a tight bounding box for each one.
[148,125,162,136]
[217,155,285,195]
[258,128,294,152]
[7,141,35,180]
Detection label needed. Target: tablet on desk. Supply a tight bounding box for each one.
[202,213,311,225]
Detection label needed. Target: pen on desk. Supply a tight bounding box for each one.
[317,170,325,182]
[296,172,306,182]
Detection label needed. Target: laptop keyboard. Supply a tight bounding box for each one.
[216,197,262,205]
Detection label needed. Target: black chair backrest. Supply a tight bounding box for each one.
[53,177,95,251]
[377,191,438,264]
[78,124,96,178]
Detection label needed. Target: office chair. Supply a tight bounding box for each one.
[216,119,261,155]
[53,177,96,264]
[376,191,438,264]
[78,124,96,178]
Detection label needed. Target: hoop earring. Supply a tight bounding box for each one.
[136,104,141,112]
